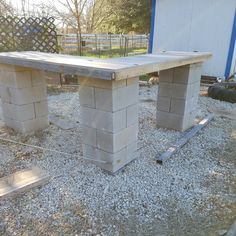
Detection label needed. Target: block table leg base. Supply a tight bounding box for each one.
[157,63,202,131]
[0,65,49,134]
[79,77,139,172]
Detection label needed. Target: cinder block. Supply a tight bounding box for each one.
[95,83,138,112]
[79,77,126,90]
[158,65,202,99]
[96,129,116,153]
[79,86,95,108]
[31,70,46,87]
[189,64,202,84]
[189,96,198,109]
[83,144,127,172]
[193,80,201,97]
[2,102,35,121]
[114,83,139,111]
[159,69,174,83]
[171,84,188,99]
[157,109,197,131]
[96,123,138,153]
[0,101,3,120]
[83,141,137,172]
[126,140,138,163]
[170,98,193,115]
[189,66,202,83]
[94,87,113,111]
[81,126,97,147]
[0,86,47,105]
[173,63,202,84]
[0,87,11,103]
[157,110,189,131]
[80,106,126,133]
[119,83,138,108]
[0,69,46,88]
[126,103,138,126]
[157,96,171,112]
[5,116,49,134]
[0,71,32,88]
[170,97,198,115]
[171,83,195,99]
[34,101,48,117]
[158,83,173,97]
[173,66,190,84]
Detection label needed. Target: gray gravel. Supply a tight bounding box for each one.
[0,85,235,236]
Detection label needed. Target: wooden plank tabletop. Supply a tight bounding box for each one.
[0,51,212,80]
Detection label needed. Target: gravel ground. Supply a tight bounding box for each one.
[0,85,235,236]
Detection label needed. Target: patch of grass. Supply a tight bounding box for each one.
[139,74,150,81]
[67,47,147,58]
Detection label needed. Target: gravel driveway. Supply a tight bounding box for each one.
[0,85,235,236]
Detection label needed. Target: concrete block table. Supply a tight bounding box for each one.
[0,51,211,172]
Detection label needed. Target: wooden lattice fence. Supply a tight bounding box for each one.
[0,16,58,53]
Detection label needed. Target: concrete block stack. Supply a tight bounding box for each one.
[0,65,49,133]
[79,77,139,173]
[157,63,202,131]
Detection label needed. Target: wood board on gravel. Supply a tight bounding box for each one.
[0,167,49,200]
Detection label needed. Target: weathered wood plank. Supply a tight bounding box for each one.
[0,51,212,80]
[156,115,214,164]
[114,53,212,79]
[0,167,49,200]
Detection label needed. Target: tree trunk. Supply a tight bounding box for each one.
[76,18,82,56]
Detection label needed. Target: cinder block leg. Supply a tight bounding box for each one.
[157,63,202,131]
[0,64,49,133]
[79,77,139,173]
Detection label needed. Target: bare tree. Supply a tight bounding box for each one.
[44,0,114,54]
[47,0,89,55]
[21,0,26,16]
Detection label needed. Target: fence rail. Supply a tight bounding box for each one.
[58,33,149,57]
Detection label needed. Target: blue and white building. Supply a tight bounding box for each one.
[149,0,236,79]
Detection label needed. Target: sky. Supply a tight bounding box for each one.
[9,0,66,15]
[12,0,44,11]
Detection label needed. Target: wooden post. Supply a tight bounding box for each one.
[0,167,49,200]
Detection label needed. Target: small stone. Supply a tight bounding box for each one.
[217,229,227,236]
